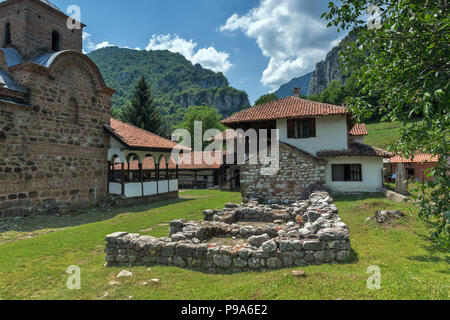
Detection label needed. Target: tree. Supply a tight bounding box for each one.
[255,93,278,106]
[321,80,347,106]
[179,105,226,148]
[323,1,449,246]
[122,76,162,135]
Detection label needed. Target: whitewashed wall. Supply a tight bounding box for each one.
[277,115,348,155]
[124,183,142,198]
[143,181,158,196]
[158,180,169,194]
[351,136,365,144]
[109,182,122,195]
[169,180,179,192]
[324,156,384,193]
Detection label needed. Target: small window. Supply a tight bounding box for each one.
[0,131,6,139]
[68,98,79,124]
[4,23,11,45]
[332,164,362,182]
[52,31,60,51]
[287,119,316,139]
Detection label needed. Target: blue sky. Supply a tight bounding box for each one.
[49,0,345,103]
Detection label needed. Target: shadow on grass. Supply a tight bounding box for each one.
[0,197,192,234]
[407,234,450,264]
[333,193,387,203]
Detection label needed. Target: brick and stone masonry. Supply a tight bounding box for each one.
[0,54,113,217]
[0,0,114,217]
[104,192,352,272]
[239,142,326,204]
[0,0,83,60]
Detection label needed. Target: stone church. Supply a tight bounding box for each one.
[0,0,181,218]
[0,0,116,217]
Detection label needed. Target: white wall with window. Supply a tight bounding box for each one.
[277,115,348,155]
[325,156,384,193]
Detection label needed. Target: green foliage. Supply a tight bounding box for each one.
[308,74,369,106]
[178,105,226,148]
[122,76,162,135]
[88,47,250,135]
[254,93,278,106]
[323,0,450,246]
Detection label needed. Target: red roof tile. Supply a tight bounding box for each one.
[390,154,439,163]
[349,123,368,136]
[317,143,392,158]
[221,96,349,125]
[114,151,224,170]
[105,118,188,151]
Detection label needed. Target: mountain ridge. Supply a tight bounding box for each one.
[87,47,250,132]
[274,72,312,98]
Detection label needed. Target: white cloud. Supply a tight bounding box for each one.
[145,34,232,74]
[83,32,114,53]
[220,0,344,90]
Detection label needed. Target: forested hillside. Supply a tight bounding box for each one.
[88,47,250,132]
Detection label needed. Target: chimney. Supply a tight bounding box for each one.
[293,87,301,98]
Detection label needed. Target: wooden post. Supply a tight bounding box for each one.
[396,163,408,195]
[121,162,125,196]
[156,164,159,194]
[194,171,197,189]
[139,162,143,197]
[176,165,179,190]
[127,159,130,181]
[166,162,170,192]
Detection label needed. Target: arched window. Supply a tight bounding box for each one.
[4,23,11,46]
[52,31,60,51]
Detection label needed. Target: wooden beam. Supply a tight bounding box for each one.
[139,162,143,197]
[121,162,125,196]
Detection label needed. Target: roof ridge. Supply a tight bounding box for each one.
[111,118,167,140]
[222,95,348,125]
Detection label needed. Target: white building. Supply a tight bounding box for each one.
[221,93,391,200]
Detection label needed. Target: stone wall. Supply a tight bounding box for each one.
[0,55,112,217]
[239,142,326,204]
[104,192,352,272]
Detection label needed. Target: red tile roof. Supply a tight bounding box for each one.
[105,118,188,151]
[114,151,224,170]
[221,96,349,125]
[390,154,439,163]
[317,143,392,158]
[349,123,368,136]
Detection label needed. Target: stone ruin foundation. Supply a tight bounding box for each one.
[104,192,352,272]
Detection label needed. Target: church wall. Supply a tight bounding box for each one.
[0,60,111,218]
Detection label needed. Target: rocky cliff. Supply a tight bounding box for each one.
[307,34,357,96]
[307,46,346,96]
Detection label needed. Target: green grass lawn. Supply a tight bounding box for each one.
[365,122,403,150]
[364,120,423,150]
[0,190,448,300]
